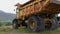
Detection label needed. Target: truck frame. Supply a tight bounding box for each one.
[12,0,60,32]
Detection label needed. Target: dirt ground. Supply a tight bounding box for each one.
[0,26,60,34]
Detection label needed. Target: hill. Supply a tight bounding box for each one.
[0,10,16,22]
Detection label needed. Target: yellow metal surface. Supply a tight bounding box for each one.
[16,0,50,19]
[15,0,50,19]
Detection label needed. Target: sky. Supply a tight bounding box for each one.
[0,0,30,14]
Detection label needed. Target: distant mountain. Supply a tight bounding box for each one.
[0,10,16,22]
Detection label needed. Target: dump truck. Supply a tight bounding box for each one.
[12,0,60,32]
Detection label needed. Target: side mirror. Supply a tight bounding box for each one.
[14,9,16,11]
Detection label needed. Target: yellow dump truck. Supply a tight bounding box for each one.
[12,0,60,32]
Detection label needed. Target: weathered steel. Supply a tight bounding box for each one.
[15,0,60,19]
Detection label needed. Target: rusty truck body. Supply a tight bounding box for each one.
[12,0,60,32]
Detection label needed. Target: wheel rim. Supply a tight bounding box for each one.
[13,21,16,28]
[29,20,36,30]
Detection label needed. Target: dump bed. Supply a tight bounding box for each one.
[45,0,60,15]
[15,0,60,19]
[45,3,60,14]
[16,0,50,18]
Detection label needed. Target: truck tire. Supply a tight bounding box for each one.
[27,16,45,32]
[12,19,19,29]
[46,17,59,30]
[50,17,59,30]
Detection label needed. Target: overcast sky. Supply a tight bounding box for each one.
[0,0,30,14]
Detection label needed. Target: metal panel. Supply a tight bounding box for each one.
[30,5,34,14]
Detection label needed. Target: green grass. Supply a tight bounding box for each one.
[17,27,60,34]
[0,26,60,34]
